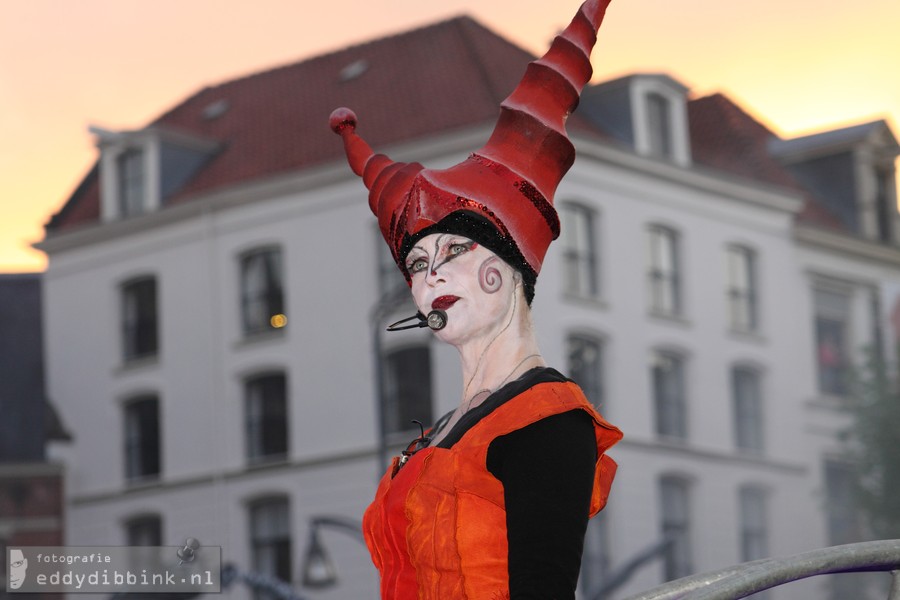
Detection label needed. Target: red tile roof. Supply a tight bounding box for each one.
[47,16,579,231]
[46,16,842,234]
[688,93,845,231]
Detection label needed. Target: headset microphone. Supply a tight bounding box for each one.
[425,310,447,331]
[386,310,448,332]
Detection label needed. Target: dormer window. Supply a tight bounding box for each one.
[770,119,899,245]
[646,92,673,159]
[117,148,146,217]
[93,125,218,223]
[632,77,691,166]
[578,74,691,167]
[875,167,894,243]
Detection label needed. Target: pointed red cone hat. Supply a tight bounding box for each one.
[331,0,612,285]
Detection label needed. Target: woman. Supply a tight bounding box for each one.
[330,1,621,597]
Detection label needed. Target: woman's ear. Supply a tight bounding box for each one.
[511,270,527,301]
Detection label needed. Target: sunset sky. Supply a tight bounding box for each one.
[2,0,898,272]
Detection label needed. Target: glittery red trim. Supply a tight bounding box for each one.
[514,179,560,238]
[454,197,511,239]
[469,154,560,239]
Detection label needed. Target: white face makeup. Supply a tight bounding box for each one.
[405,233,520,346]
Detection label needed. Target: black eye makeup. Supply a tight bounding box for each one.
[407,256,428,274]
[445,239,476,257]
[405,237,477,276]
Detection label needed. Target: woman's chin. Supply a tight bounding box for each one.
[430,317,472,345]
[431,323,460,344]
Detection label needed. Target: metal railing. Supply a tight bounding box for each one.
[622,539,900,600]
[216,529,900,600]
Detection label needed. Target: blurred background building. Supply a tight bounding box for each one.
[0,273,70,600]
[28,14,900,600]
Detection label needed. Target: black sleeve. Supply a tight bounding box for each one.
[486,409,597,600]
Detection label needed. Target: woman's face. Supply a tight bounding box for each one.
[405,233,520,346]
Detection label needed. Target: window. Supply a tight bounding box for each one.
[118,148,145,217]
[660,476,692,580]
[814,287,851,396]
[121,277,158,361]
[652,351,687,440]
[823,460,865,600]
[732,367,764,454]
[124,396,161,481]
[823,460,862,545]
[869,290,884,366]
[567,334,604,408]
[646,92,673,159]
[375,227,406,298]
[245,374,288,463]
[739,486,768,562]
[647,225,681,316]
[726,245,758,332]
[249,498,292,597]
[383,346,433,435]
[875,167,893,244]
[125,515,163,546]
[240,248,286,335]
[561,203,600,298]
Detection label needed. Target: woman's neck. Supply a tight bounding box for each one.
[456,312,545,408]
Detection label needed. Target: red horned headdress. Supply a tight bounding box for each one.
[330,0,612,299]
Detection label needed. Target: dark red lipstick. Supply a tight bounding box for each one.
[432,295,460,310]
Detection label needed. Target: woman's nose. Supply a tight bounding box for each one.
[425,268,445,287]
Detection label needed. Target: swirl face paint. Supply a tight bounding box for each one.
[478,256,503,294]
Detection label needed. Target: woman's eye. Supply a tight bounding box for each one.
[449,243,468,256]
[408,258,427,273]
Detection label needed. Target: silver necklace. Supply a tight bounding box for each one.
[462,353,542,414]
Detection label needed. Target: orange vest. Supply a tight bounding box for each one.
[363,380,622,599]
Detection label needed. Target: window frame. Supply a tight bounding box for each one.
[659,475,693,581]
[374,224,407,298]
[248,497,292,598]
[813,285,852,397]
[123,395,161,483]
[823,459,863,546]
[567,332,605,409]
[382,344,434,437]
[244,372,289,464]
[651,350,688,440]
[726,244,759,333]
[647,224,682,317]
[239,246,286,336]
[121,276,159,362]
[874,166,894,244]
[646,92,674,160]
[738,486,769,563]
[732,365,765,455]
[117,147,146,218]
[560,202,601,299]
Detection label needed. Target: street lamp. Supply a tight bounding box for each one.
[300,516,365,590]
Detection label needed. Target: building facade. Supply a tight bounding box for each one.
[37,16,899,600]
[0,274,69,600]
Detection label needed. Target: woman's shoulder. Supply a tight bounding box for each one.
[507,367,592,409]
